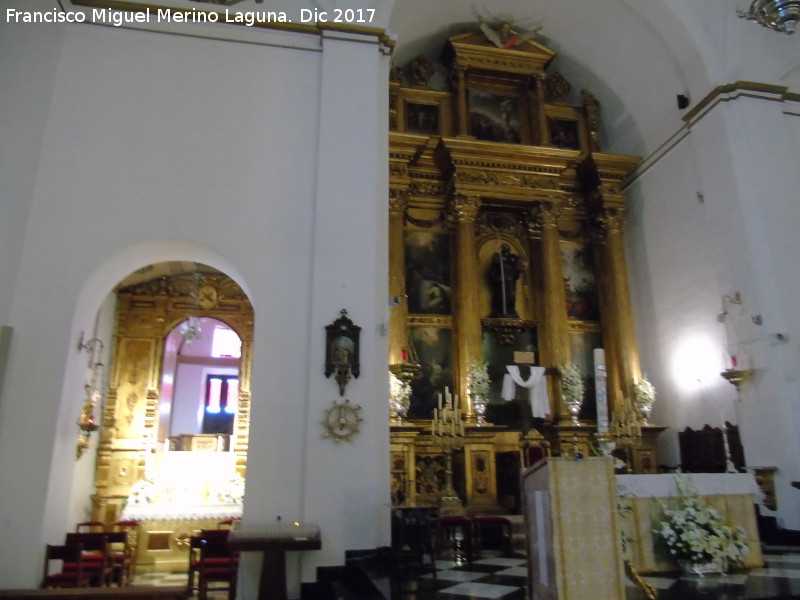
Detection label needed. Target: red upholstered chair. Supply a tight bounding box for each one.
[64,532,112,586]
[434,516,476,564]
[42,543,90,588]
[192,530,238,600]
[217,518,241,529]
[473,515,513,557]
[75,520,106,533]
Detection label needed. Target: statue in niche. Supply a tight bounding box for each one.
[489,243,525,318]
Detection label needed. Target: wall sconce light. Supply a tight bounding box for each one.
[76,333,104,459]
[738,0,800,34]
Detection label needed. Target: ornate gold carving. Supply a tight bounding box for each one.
[454,170,562,191]
[409,180,445,197]
[581,89,602,151]
[450,194,481,222]
[389,190,409,214]
[126,393,138,426]
[323,399,363,443]
[547,72,571,103]
[532,202,561,229]
[477,211,529,240]
[408,315,453,327]
[482,318,536,346]
[471,451,490,495]
[408,56,435,87]
[595,207,626,234]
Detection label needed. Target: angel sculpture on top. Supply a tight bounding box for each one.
[472,7,542,49]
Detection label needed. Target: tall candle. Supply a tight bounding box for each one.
[594,348,609,434]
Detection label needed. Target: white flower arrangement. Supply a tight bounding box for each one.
[127,478,159,505]
[219,473,246,504]
[634,375,656,407]
[466,362,491,398]
[389,371,411,404]
[560,363,585,403]
[656,472,750,570]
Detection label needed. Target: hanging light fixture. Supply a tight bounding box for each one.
[76,333,104,459]
[738,0,800,34]
[179,272,203,344]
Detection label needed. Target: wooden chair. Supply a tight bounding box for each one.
[63,533,111,587]
[216,518,240,530]
[433,516,476,564]
[473,515,513,557]
[111,521,140,584]
[42,543,90,588]
[75,521,106,533]
[187,530,236,595]
[390,506,437,580]
[193,531,238,600]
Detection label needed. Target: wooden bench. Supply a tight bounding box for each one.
[0,586,187,600]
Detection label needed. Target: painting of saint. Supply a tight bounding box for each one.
[406,102,439,135]
[560,240,600,321]
[408,327,452,418]
[405,231,452,315]
[468,91,522,143]
[549,118,581,149]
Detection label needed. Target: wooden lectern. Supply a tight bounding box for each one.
[228,522,321,600]
[521,457,624,600]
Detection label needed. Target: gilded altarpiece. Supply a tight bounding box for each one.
[389,26,663,513]
[91,272,254,529]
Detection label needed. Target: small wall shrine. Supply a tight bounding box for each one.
[388,24,664,513]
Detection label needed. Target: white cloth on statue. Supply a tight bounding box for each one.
[501,365,550,418]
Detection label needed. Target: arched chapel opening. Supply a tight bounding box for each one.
[88,262,253,573]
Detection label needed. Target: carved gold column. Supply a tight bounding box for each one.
[533,202,570,421]
[535,74,549,146]
[596,207,641,411]
[389,190,409,365]
[450,193,482,420]
[455,66,470,137]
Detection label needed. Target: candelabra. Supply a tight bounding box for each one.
[431,387,465,514]
[606,403,641,472]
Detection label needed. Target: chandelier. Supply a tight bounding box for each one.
[738,0,799,34]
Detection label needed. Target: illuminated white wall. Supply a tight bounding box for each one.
[627,90,800,528]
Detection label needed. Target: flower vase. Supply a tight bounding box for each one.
[677,559,724,577]
[635,400,653,425]
[472,395,487,426]
[564,396,582,425]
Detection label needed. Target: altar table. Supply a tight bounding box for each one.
[616,473,763,573]
[228,522,321,600]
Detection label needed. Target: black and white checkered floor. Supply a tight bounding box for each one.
[133,546,800,599]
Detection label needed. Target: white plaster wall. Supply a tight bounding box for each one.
[627,92,800,528]
[0,20,338,587]
[0,1,63,326]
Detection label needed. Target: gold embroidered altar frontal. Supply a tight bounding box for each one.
[617,473,763,573]
[522,457,625,600]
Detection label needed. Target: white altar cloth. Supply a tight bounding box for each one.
[120,502,243,521]
[617,472,760,499]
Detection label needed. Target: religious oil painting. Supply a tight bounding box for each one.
[549,118,581,149]
[482,328,539,430]
[405,102,440,135]
[405,231,452,315]
[569,331,603,421]
[560,240,600,321]
[468,90,522,143]
[408,327,453,418]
